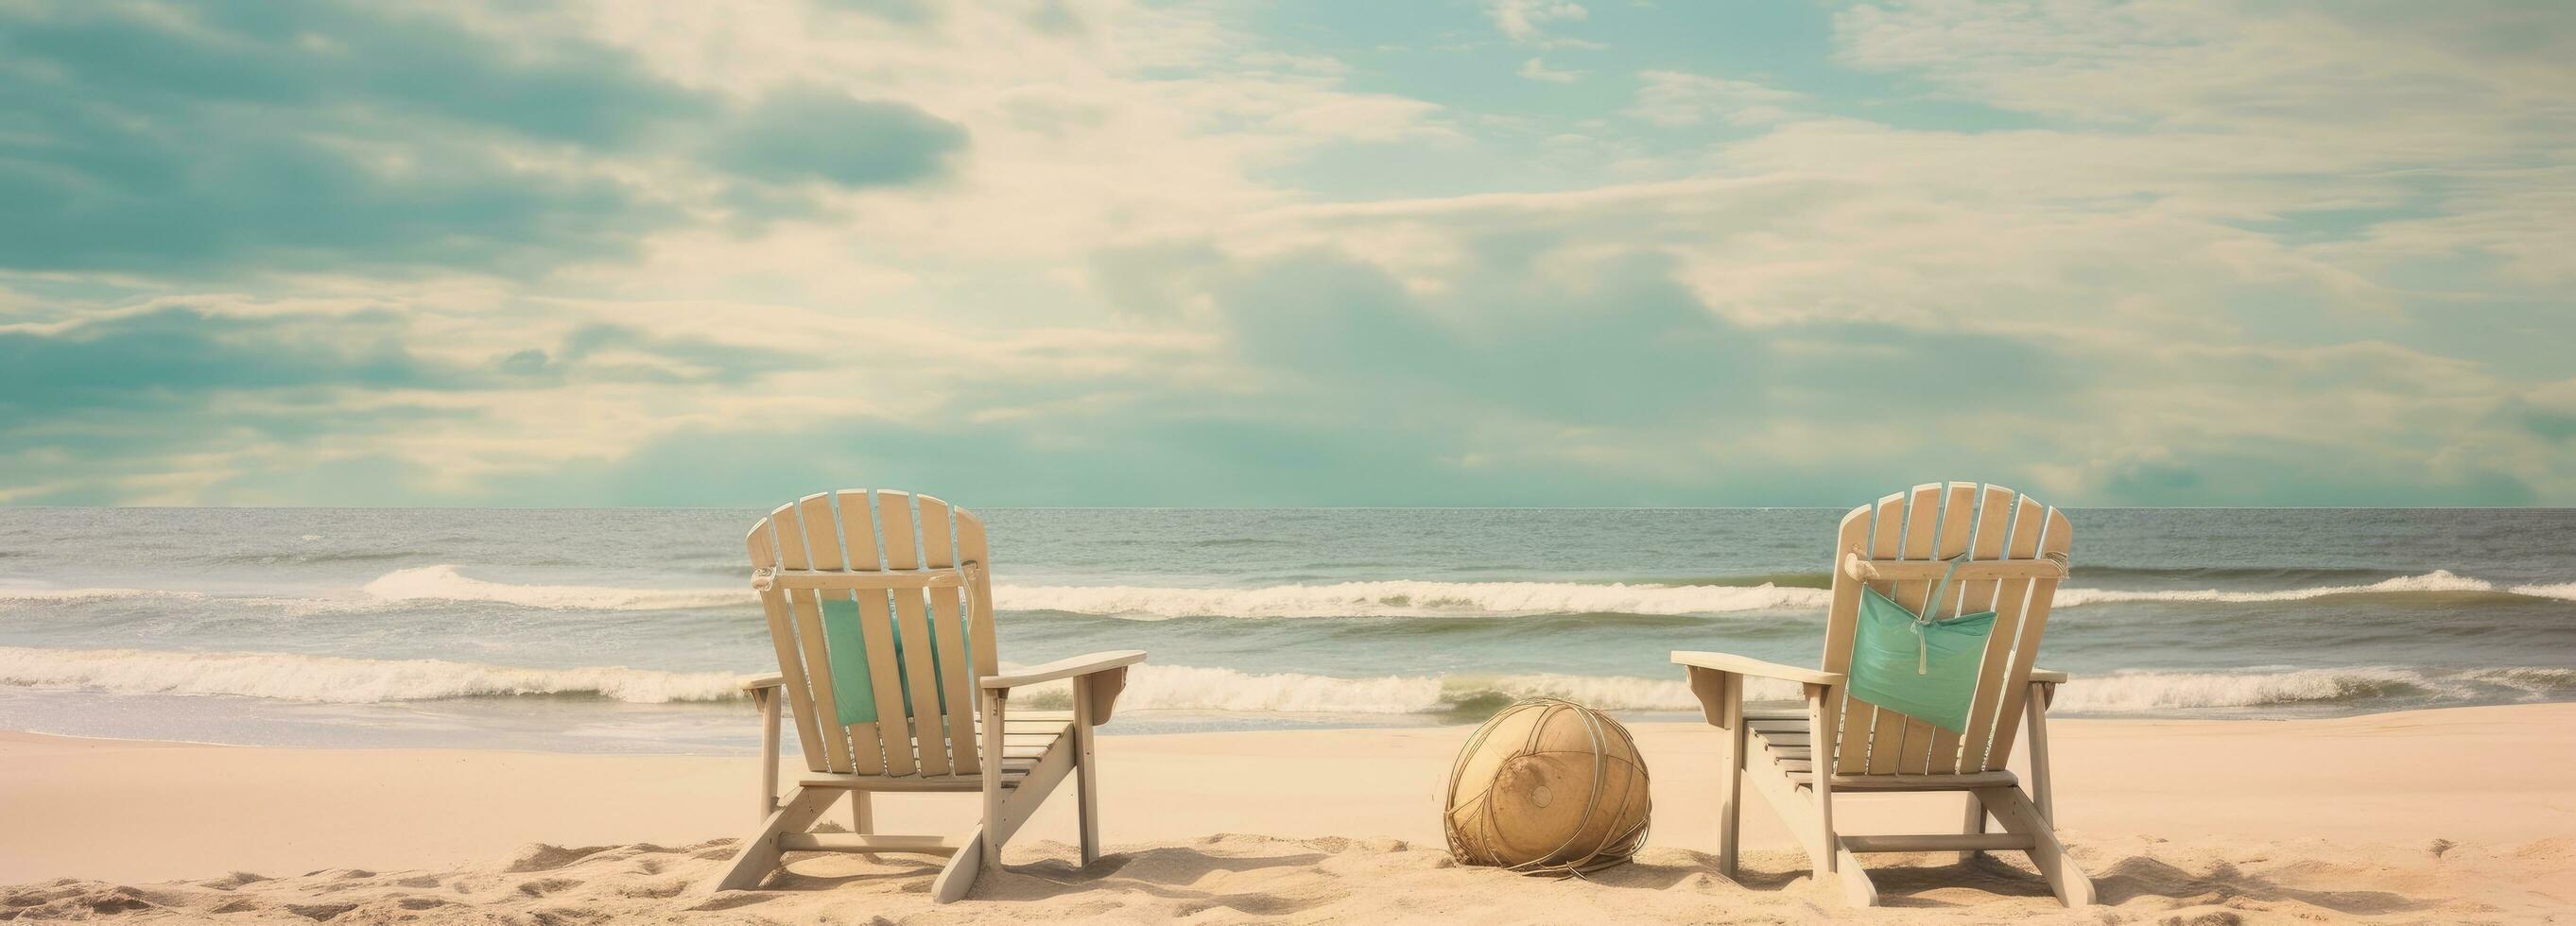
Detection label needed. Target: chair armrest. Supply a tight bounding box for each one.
[2029,667,2069,685]
[1671,651,1844,687]
[980,650,1148,690]
[739,674,785,693]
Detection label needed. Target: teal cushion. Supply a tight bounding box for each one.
[1845,581,1997,733]
[819,597,953,727]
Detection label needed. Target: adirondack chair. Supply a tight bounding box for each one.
[1672,483,2092,907]
[703,489,1146,901]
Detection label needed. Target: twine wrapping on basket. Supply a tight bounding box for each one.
[1443,696,1651,877]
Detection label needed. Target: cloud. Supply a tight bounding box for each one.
[818,0,938,26]
[1517,58,1586,84]
[708,88,968,188]
[1487,0,1590,44]
[1629,71,1804,126]
[0,1,985,279]
[0,307,452,424]
[0,300,824,504]
[0,2,700,278]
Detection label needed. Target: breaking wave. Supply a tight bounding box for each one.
[357,566,744,610]
[0,646,746,705]
[2046,666,2576,712]
[2055,570,2576,606]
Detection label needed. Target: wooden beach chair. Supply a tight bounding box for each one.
[1671,483,2091,907]
[703,489,1146,901]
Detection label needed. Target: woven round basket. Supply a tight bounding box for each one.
[1443,696,1651,876]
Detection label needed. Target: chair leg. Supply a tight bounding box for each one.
[1718,675,1746,880]
[932,825,986,903]
[1833,848,1879,906]
[851,791,873,834]
[701,787,839,894]
[1958,792,1986,864]
[1072,679,1103,866]
[2024,684,2057,822]
[1976,785,2094,908]
[1805,685,1836,880]
[980,690,1008,868]
[754,689,781,823]
[1738,745,1876,907]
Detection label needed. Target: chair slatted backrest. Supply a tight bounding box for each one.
[748,490,1000,778]
[1817,483,2072,776]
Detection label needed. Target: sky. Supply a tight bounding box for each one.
[1,0,2571,507]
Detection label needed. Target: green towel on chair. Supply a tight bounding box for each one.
[1844,555,1997,733]
[820,596,952,726]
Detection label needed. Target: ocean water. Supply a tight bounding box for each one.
[2,506,2572,754]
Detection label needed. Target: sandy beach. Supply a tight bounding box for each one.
[4,703,2571,923]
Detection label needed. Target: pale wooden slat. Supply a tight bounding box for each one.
[759,569,965,591]
[782,497,855,775]
[1834,491,1908,775]
[797,774,975,792]
[873,489,919,568]
[1920,485,2018,774]
[779,833,962,854]
[1841,556,2066,581]
[842,502,911,777]
[1956,493,2048,772]
[1860,483,1945,774]
[800,492,846,571]
[830,490,893,777]
[749,516,824,774]
[813,492,890,776]
[1816,502,1875,778]
[879,492,954,776]
[954,508,999,678]
[1980,506,2072,771]
[1798,771,2020,792]
[918,494,981,775]
[1890,482,1978,774]
[1842,833,2033,853]
[833,489,882,569]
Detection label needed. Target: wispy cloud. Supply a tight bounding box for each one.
[1517,58,1586,83]
[1629,71,1804,126]
[1486,0,1589,43]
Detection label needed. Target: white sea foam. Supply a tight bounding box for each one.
[992,580,1831,619]
[0,646,746,704]
[2052,570,2508,606]
[2506,581,2576,603]
[0,587,208,604]
[2045,668,2455,712]
[358,565,742,610]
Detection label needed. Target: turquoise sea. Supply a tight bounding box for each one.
[3,506,2572,752]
